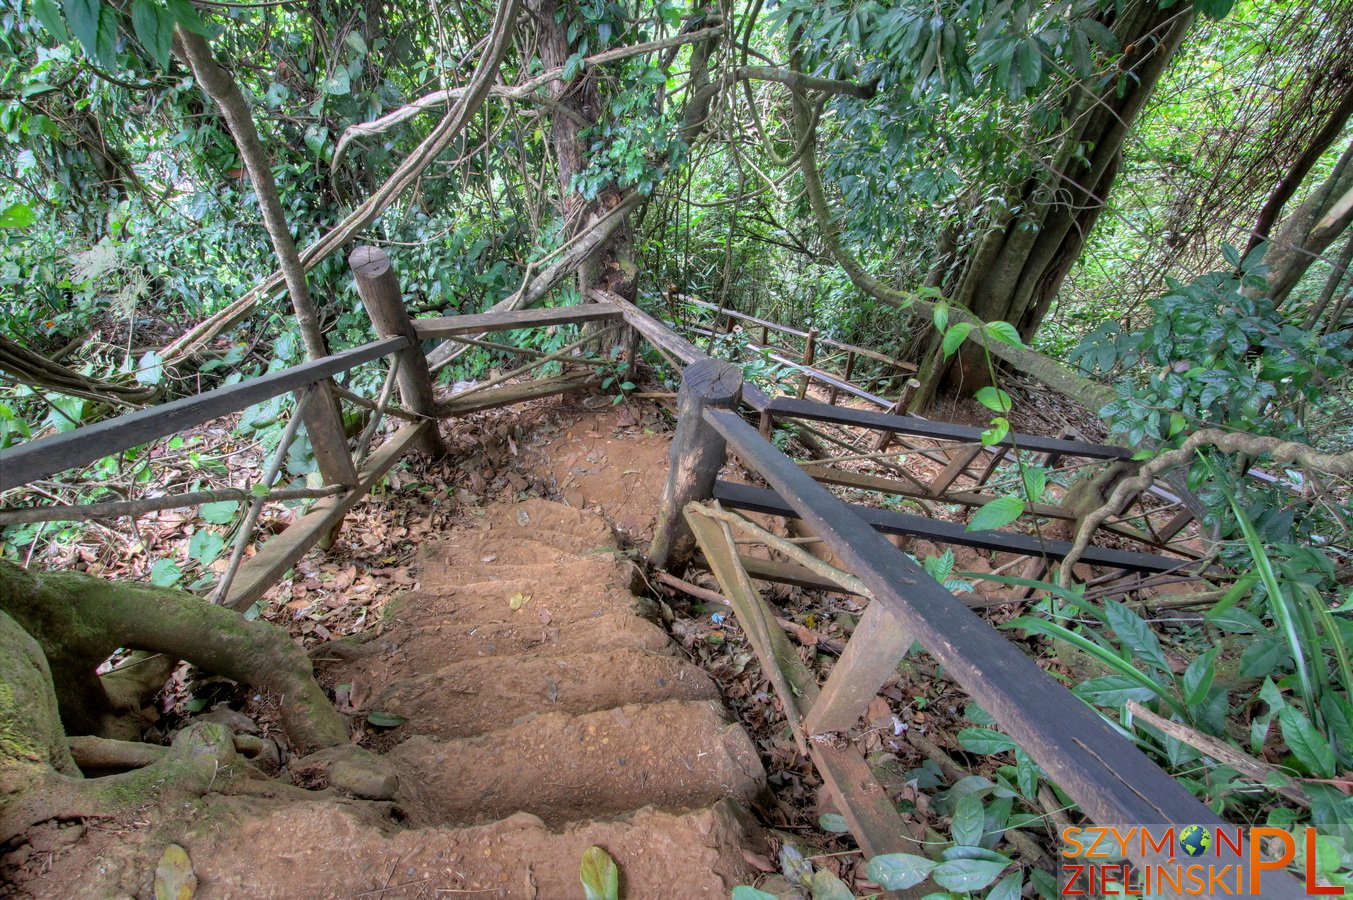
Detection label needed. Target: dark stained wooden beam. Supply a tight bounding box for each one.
[435,372,594,416]
[698,406,1269,872]
[0,338,406,493]
[413,304,622,338]
[713,480,1188,575]
[766,396,1134,460]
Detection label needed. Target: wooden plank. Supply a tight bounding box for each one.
[737,554,863,594]
[436,373,594,416]
[804,600,916,735]
[223,422,427,611]
[301,379,359,488]
[927,445,984,497]
[700,408,1253,869]
[0,338,406,493]
[803,463,1079,519]
[715,480,1189,575]
[591,290,773,411]
[413,304,621,338]
[767,396,1134,460]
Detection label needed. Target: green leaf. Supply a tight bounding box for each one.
[933,302,949,334]
[730,888,777,900]
[980,416,1009,446]
[320,68,351,95]
[1182,648,1217,707]
[987,872,1023,900]
[61,0,102,60]
[198,501,238,524]
[974,386,1013,413]
[150,558,183,587]
[365,711,407,728]
[579,846,619,900]
[932,857,1008,892]
[942,322,974,358]
[131,0,174,67]
[1102,600,1170,673]
[1279,706,1336,777]
[982,320,1023,348]
[810,869,854,900]
[1020,466,1046,503]
[967,496,1024,532]
[818,813,850,833]
[951,792,985,846]
[958,728,1017,755]
[187,530,224,566]
[0,202,36,228]
[165,0,208,35]
[32,0,69,40]
[864,854,937,890]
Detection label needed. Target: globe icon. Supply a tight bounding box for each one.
[1179,825,1211,858]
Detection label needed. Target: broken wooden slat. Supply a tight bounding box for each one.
[804,600,916,736]
[927,445,984,497]
[413,304,622,338]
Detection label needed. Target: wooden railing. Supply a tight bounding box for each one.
[0,247,620,613]
[646,359,1304,896]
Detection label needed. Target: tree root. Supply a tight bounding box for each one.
[1059,429,1353,587]
[0,561,398,805]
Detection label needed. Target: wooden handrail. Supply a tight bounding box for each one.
[713,480,1189,575]
[696,405,1251,872]
[413,304,623,338]
[767,396,1134,460]
[0,337,406,493]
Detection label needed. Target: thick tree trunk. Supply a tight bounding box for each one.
[917,0,1193,403]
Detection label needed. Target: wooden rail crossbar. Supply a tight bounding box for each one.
[413,304,622,338]
[693,406,1298,884]
[0,337,407,492]
[766,396,1134,460]
[713,480,1187,574]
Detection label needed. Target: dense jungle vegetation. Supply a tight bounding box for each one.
[1,0,1353,892]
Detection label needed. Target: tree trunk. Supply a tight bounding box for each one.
[917,0,1194,403]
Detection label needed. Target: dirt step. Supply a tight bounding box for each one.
[386,583,654,629]
[370,648,721,739]
[178,796,762,898]
[326,611,677,690]
[448,497,620,556]
[389,699,765,827]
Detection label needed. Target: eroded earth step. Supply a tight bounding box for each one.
[389,699,766,827]
[174,796,764,899]
[371,648,721,739]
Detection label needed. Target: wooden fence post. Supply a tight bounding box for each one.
[874,377,922,452]
[349,246,447,458]
[796,328,817,400]
[650,359,743,571]
[301,380,358,488]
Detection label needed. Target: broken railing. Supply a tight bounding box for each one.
[645,358,1303,896]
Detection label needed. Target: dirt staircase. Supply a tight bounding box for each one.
[185,497,769,897]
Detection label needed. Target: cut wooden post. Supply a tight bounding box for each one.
[796,328,817,400]
[873,378,922,451]
[349,246,446,458]
[759,325,768,345]
[301,379,358,488]
[650,359,743,571]
[758,410,773,439]
[804,600,916,735]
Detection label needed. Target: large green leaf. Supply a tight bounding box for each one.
[864,853,936,890]
[1279,706,1336,778]
[61,0,101,59]
[932,857,1008,892]
[579,846,619,900]
[967,495,1024,532]
[1102,600,1170,673]
[942,322,974,358]
[957,727,1017,755]
[730,888,777,900]
[198,501,238,524]
[982,320,1023,348]
[165,0,208,34]
[0,202,36,228]
[951,792,985,847]
[810,869,853,900]
[31,0,69,40]
[131,0,175,68]
[974,386,1013,413]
